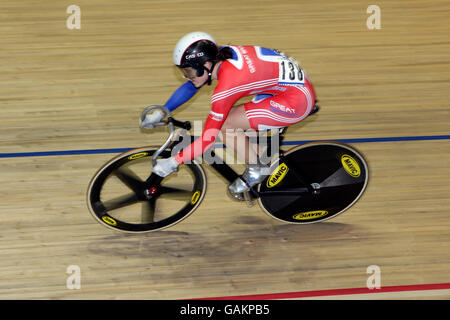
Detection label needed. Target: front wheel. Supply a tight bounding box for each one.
[87,147,207,233]
[257,142,369,224]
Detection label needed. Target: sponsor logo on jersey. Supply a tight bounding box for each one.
[269,100,298,118]
[238,46,256,73]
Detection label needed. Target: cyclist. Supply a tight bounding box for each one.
[144,31,316,196]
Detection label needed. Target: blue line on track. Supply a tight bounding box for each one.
[1,135,449,158]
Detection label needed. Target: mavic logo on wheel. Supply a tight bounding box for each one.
[267,163,289,188]
[293,210,328,220]
[128,152,148,160]
[341,155,361,178]
[102,216,117,226]
[191,191,201,205]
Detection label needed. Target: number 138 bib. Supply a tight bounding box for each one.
[278,58,305,86]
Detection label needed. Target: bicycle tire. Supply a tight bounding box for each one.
[87,147,207,233]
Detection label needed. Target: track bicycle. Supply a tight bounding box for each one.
[87,105,369,232]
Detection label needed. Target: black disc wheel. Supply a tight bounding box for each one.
[257,142,369,224]
[87,148,207,232]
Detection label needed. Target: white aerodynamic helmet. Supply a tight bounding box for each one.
[172,31,219,68]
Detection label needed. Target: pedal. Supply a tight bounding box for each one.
[243,191,254,207]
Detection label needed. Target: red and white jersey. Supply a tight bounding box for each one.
[175,45,309,164]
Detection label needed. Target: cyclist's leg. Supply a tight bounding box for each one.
[228,85,315,194]
[222,83,316,195]
[218,79,315,165]
[218,105,270,197]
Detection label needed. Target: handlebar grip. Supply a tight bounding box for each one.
[142,109,191,167]
[168,117,191,130]
[140,105,171,123]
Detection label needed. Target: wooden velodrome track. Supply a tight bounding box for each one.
[1,0,449,300]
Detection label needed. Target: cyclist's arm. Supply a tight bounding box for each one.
[163,81,199,112]
[174,100,231,164]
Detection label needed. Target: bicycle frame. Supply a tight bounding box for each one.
[161,127,290,199]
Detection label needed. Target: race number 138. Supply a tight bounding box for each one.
[278,59,304,85]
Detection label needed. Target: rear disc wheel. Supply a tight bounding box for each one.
[257,142,369,224]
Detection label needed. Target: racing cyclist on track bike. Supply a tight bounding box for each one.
[143,31,316,198]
